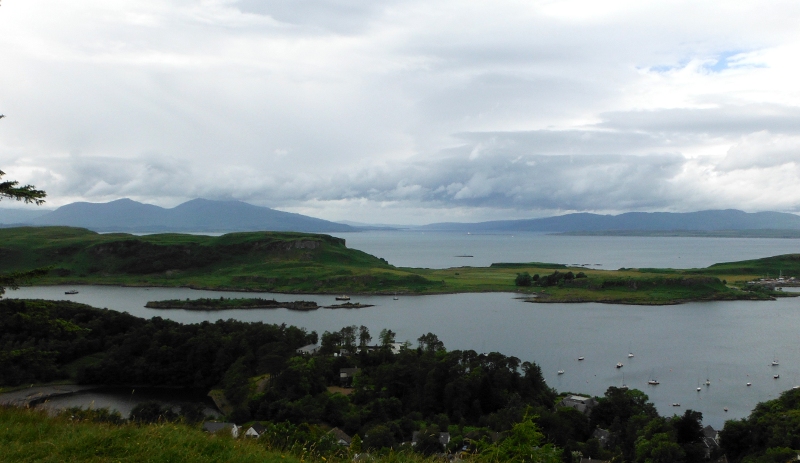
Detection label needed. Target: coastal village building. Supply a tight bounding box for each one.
[340,367,360,387]
[245,422,266,438]
[591,428,611,448]
[328,427,352,446]
[296,344,320,355]
[558,395,598,415]
[702,425,720,459]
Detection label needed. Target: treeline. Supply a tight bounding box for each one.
[0,299,314,389]
[248,327,556,444]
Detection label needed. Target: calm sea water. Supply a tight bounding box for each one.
[12,283,800,429]
[331,231,800,270]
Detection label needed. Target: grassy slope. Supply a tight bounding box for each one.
[0,407,440,463]
[0,226,796,303]
[0,407,297,463]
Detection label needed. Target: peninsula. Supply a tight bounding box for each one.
[0,226,797,305]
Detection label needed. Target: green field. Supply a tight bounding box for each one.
[0,226,796,304]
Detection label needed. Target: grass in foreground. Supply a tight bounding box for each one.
[0,406,298,463]
[0,407,452,463]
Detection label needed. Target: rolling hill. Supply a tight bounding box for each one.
[5,198,355,233]
[417,209,800,233]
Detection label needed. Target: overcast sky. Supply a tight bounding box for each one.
[2,0,800,224]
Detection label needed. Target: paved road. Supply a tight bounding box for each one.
[0,385,97,407]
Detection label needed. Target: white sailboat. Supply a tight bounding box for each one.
[628,342,634,358]
[647,370,659,385]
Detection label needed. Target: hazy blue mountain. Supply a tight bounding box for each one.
[25,198,355,233]
[0,208,52,224]
[417,209,800,233]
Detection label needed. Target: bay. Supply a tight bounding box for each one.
[331,230,800,269]
[12,284,800,429]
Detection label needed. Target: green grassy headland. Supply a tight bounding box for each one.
[0,226,797,305]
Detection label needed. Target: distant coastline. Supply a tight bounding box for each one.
[558,229,800,238]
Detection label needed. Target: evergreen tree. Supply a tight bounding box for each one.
[0,164,47,297]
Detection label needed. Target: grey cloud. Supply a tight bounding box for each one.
[717,132,800,171]
[598,104,800,136]
[235,0,400,33]
[453,130,675,156]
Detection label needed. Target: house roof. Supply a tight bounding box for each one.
[328,427,352,445]
[564,395,595,404]
[203,422,237,433]
[248,422,266,434]
[703,425,717,439]
[340,367,360,376]
[297,344,320,354]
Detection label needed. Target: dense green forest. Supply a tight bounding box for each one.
[1,298,798,461]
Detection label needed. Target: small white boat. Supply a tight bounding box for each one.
[771,360,779,366]
[724,407,728,412]
[747,382,752,386]
[648,380,660,385]
[64,290,79,295]
[578,356,585,361]
[616,362,624,369]
[557,370,565,375]
[774,374,780,379]
[672,403,680,407]
[335,295,350,301]
[628,352,634,358]
[393,296,399,300]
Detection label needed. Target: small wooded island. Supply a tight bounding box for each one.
[145,298,320,311]
[1,226,798,305]
[144,297,375,310]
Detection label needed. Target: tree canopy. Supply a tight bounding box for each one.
[0,169,47,296]
[0,169,46,205]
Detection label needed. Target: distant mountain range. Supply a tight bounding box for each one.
[2,200,800,234]
[417,210,800,233]
[0,198,355,233]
